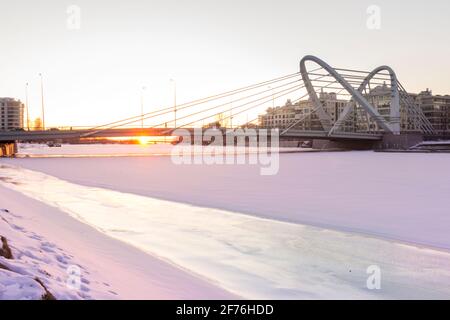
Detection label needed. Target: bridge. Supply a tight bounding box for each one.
[0,128,383,142]
[0,55,435,156]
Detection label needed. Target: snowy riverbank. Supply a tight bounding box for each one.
[0,185,236,300]
[1,145,450,299]
[7,145,450,250]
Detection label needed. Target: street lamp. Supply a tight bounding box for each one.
[170,78,177,128]
[229,96,233,129]
[141,86,146,128]
[230,109,233,129]
[25,83,30,131]
[268,86,275,108]
[39,73,45,131]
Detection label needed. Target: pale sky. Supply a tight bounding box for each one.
[1,0,449,127]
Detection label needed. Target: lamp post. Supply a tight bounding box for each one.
[229,96,233,129]
[170,79,177,128]
[230,109,233,129]
[268,86,275,108]
[39,73,45,131]
[25,83,30,131]
[141,86,146,128]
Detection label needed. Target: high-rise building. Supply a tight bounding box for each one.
[359,84,418,133]
[259,86,450,136]
[413,89,450,136]
[0,98,24,131]
[258,93,348,130]
[258,99,297,129]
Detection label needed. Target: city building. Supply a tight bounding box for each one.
[0,98,24,131]
[298,91,348,131]
[360,85,450,134]
[413,89,450,136]
[358,83,415,133]
[258,92,348,130]
[259,86,450,136]
[258,99,297,129]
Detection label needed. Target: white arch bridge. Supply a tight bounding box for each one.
[0,55,436,155]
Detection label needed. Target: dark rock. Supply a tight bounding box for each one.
[0,236,13,259]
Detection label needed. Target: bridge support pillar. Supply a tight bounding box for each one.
[0,141,17,157]
[312,139,375,150]
[375,133,423,150]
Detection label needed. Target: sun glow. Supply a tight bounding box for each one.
[137,136,153,145]
[105,136,177,145]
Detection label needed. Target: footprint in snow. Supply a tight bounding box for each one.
[80,284,90,293]
[11,224,25,231]
[29,234,43,241]
[41,241,56,248]
[40,246,55,254]
[55,254,69,265]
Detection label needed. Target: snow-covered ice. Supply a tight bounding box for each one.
[16,143,305,158]
[0,155,449,299]
[0,185,236,300]
[8,145,450,249]
[16,143,177,157]
[0,207,114,300]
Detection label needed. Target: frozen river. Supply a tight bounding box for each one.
[1,144,449,299]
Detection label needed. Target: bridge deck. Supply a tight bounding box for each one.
[0,128,383,142]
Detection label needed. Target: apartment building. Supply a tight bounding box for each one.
[414,89,450,135]
[0,98,24,131]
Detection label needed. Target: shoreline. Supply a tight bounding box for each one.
[1,164,450,299]
[4,150,450,251]
[2,147,450,299]
[0,185,237,300]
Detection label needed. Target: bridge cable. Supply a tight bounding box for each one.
[161,72,330,131]
[164,85,305,133]
[83,79,303,138]
[83,72,302,134]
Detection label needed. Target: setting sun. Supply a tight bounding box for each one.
[105,136,177,145]
[137,136,152,145]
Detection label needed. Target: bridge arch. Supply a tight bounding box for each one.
[329,65,400,135]
[299,55,394,134]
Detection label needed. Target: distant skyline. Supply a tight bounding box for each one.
[1,0,449,127]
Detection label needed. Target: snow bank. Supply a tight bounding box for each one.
[17,143,176,157]
[5,151,450,250]
[0,187,236,300]
[0,165,449,299]
[0,269,47,300]
[0,208,97,300]
[16,143,304,158]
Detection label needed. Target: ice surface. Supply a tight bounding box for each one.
[0,163,449,299]
[6,147,450,250]
[0,188,236,300]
